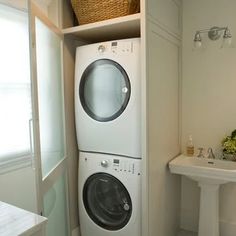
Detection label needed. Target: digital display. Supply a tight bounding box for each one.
[111,42,117,46]
[113,159,119,164]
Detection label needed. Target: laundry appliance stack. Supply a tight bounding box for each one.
[74,38,141,236]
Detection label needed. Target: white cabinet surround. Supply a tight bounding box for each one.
[0,201,47,236]
[61,0,182,235]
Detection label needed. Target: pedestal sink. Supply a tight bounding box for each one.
[169,155,236,236]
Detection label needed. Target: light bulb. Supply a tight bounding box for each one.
[221,27,233,48]
[193,32,202,49]
[221,37,233,49]
[223,37,232,47]
[194,40,202,49]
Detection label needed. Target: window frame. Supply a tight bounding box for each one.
[0,2,33,174]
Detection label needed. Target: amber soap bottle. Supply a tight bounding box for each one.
[186,135,194,156]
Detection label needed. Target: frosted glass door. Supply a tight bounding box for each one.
[35,17,64,177]
[43,173,69,236]
[28,1,70,235]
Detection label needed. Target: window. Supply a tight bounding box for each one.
[0,3,32,170]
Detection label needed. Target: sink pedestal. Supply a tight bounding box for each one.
[169,155,236,236]
[198,181,222,236]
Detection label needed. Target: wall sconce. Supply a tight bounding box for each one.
[193,26,232,49]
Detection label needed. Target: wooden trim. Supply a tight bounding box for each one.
[147,0,182,40]
[0,157,32,175]
[28,0,43,215]
[147,15,182,41]
[42,158,67,194]
[140,0,149,235]
[149,22,181,47]
[62,13,140,42]
[31,1,63,37]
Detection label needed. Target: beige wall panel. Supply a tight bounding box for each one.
[0,167,37,213]
[0,0,27,10]
[62,0,75,28]
[182,0,236,234]
[147,22,181,236]
[147,0,181,37]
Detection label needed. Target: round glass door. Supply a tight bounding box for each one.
[79,59,131,122]
[83,173,132,230]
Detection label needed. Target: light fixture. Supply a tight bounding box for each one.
[193,31,202,49]
[193,26,233,49]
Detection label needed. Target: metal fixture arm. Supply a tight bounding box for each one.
[194,26,232,45]
[196,26,228,34]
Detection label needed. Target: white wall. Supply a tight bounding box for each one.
[182,0,236,234]
[146,1,182,235]
[0,0,27,10]
[0,167,37,213]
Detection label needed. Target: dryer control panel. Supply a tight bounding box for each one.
[97,41,133,55]
[112,158,141,175]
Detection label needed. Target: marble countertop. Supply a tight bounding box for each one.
[0,201,47,236]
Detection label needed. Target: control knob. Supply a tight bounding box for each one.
[98,45,106,53]
[101,160,108,168]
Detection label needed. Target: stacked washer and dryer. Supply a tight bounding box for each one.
[74,38,141,236]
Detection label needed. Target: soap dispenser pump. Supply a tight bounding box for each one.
[186,135,194,157]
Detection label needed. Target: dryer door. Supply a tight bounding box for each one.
[83,173,132,230]
[79,59,131,122]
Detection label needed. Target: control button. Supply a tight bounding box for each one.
[98,45,106,53]
[123,162,127,172]
[101,160,108,168]
[132,163,135,174]
[128,163,132,172]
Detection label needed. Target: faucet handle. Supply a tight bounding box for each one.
[197,147,205,158]
[207,147,215,159]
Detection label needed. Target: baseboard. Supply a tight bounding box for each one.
[220,220,236,236]
[72,221,236,236]
[178,229,197,236]
[72,226,80,236]
[181,220,236,236]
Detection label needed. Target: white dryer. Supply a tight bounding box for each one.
[74,38,141,158]
[78,152,141,236]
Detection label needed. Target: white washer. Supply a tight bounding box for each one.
[78,152,141,236]
[75,38,141,158]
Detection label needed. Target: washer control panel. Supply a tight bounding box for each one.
[83,154,141,176]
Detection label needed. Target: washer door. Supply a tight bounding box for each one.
[83,173,132,230]
[79,59,131,122]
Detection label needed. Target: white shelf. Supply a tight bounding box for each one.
[62,13,141,42]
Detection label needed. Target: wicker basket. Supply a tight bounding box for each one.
[71,0,140,25]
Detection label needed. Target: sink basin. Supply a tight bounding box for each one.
[169,154,236,184]
[169,154,236,236]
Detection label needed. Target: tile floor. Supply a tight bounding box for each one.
[178,229,197,236]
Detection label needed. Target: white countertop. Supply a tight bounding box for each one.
[0,201,47,236]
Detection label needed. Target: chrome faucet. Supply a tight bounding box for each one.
[197,147,205,158]
[207,147,216,159]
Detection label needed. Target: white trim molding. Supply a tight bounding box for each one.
[72,226,80,236]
